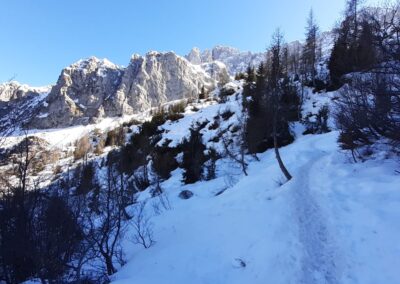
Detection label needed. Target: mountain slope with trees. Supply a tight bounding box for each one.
[0,0,400,283]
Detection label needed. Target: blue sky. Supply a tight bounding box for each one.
[0,0,380,86]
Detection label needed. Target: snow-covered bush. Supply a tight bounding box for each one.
[303,105,330,135]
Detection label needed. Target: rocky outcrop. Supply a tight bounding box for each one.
[186,47,202,65]
[114,52,216,114]
[30,52,222,129]
[0,81,50,102]
[201,61,230,86]
[186,46,266,76]
[30,57,123,128]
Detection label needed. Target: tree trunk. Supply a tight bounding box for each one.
[274,133,292,181]
[273,112,292,181]
[104,255,116,275]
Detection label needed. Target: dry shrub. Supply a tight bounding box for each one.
[105,127,125,147]
[73,135,92,161]
[94,138,105,155]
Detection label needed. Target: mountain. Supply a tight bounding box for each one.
[2,41,336,131]
[22,52,229,129]
[186,45,266,75]
[0,81,50,102]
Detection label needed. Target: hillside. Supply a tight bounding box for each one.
[1,1,400,283]
[109,89,400,284]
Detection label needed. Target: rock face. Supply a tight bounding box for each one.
[115,52,216,114]
[30,52,222,129]
[186,47,202,65]
[0,81,50,102]
[201,61,230,86]
[186,46,266,76]
[30,57,123,128]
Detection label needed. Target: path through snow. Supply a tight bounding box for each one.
[112,131,400,284]
[289,135,341,284]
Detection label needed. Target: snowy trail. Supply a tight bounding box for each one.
[112,130,400,284]
[290,139,341,284]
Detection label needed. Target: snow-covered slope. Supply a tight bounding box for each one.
[1,78,399,284]
[105,86,400,284]
[111,127,400,284]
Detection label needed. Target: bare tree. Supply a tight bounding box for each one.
[220,115,248,176]
[335,72,400,160]
[0,133,83,283]
[85,165,130,275]
[131,201,155,249]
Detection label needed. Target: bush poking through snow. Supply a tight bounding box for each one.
[168,101,187,115]
[205,148,219,180]
[232,258,247,269]
[303,105,330,135]
[220,109,235,121]
[178,190,194,200]
[219,84,238,103]
[151,142,179,181]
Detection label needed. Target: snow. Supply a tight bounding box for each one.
[0,111,147,151]
[2,78,400,284]
[111,128,400,284]
[37,113,49,118]
[110,87,400,284]
[158,85,242,150]
[186,45,266,75]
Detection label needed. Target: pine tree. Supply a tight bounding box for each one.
[266,29,295,181]
[151,141,178,181]
[244,62,269,153]
[329,16,354,86]
[205,148,219,180]
[181,125,207,184]
[246,65,256,83]
[303,9,319,85]
[328,0,366,86]
[198,86,206,100]
[356,20,376,70]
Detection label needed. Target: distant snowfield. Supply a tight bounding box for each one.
[1,114,141,150]
[112,131,400,284]
[1,96,220,151]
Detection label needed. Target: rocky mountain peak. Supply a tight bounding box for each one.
[186,45,266,76]
[186,47,202,65]
[0,81,51,102]
[27,50,227,129]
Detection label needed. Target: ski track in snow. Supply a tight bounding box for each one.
[291,139,341,284]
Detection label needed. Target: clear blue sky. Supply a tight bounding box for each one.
[0,0,380,86]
